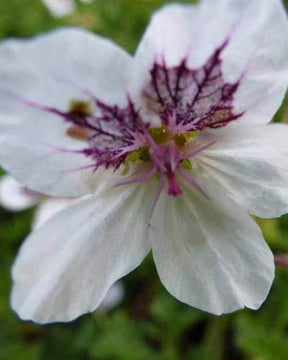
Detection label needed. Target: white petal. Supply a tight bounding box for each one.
[0,114,116,197]
[0,28,133,110]
[150,183,274,315]
[11,184,152,323]
[99,282,125,313]
[196,123,288,218]
[0,28,135,197]
[135,0,288,124]
[32,197,74,230]
[43,0,93,17]
[42,0,75,17]
[0,175,39,211]
[135,4,199,69]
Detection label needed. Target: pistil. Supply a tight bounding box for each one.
[166,165,182,196]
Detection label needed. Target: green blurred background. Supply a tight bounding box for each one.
[1,1,288,359]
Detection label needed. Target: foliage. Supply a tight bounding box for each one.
[1,1,288,359]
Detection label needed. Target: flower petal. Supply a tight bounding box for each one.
[11,184,152,323]
[0,28,135,197]
[136,0,288,124]
[99,282,125,313]
[0,114,116,197]
[43,0,93,18]
[196,123,288,218]
[135,3,199,69]
[42,0,75,17]
[32,197,74,230]
[0,175,39,211]
[0,27,133,110]
[150,183,274,315]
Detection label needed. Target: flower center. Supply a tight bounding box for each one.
[122,125,201,197]
[60,96,213,214]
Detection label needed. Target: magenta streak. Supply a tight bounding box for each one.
[176,111,232,132]
[113,135,148,159]
[162,64,174,105]
[3,91,98,133]
[175,118,190,132]
[88,117,127,140]
[40,142,87,155]
[167,109,177,132]
[60,163,97,174]
[167,175,182,196]
[51,75,102,106]
[149,173,165,219]
[3,90,135,145]
[180,52,223,125]
[115,166,157,187]
[112,145,140,159]
[2,90,61,115]
[180,140,217,160]
[34,143,108,173]
[189,104,242,129]
[178,166,210,201]
[166,165,182,196]
[151,66,165,107]
[151,151,167,173]
[174,60,187,100]
[142,127,161,155]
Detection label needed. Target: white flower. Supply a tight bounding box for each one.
[0,174,124,311]
[0,175,39,211]
[42,0,92,18]
[0,0,288,323]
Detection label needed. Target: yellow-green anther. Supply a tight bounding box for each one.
[148,126,169,144]
[125,150,141,163]
[139,148,151,161]
[181,159,193,170]
[122,147,151,175]
[121,163,130,176]
[174,133,188,147]
[125,147,150,164]
[69,99,93,116]
[186,130,200,139]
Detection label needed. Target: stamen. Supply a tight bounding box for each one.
[174,133,188,147]
[149,173,165,219]
[180,139,217,160]
[59,163,98,174]
[148,126,169,144]
[181,159,192,170]
[178,167,210,200]
[168,143,178,172]
[68,99,93,117]
[66,125,90,141]
[122,147,151,175]
[116,166,157,187]
[143,128,167,172]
